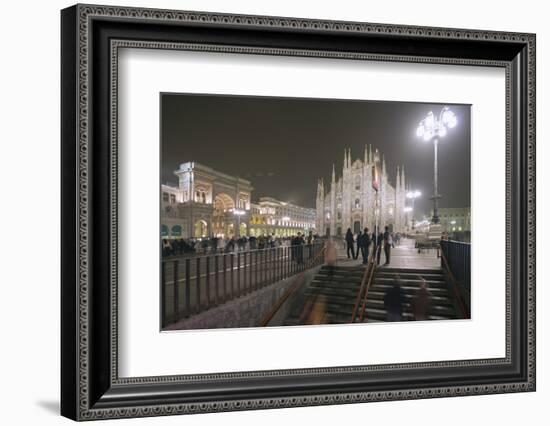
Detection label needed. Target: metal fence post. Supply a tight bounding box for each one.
[195,257,201,313]
[172,260,180,322]
[161,261,167,328]
[205,256,210,309]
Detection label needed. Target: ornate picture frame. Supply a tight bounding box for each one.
[61,4,535,421]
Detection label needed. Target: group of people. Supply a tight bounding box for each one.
[162,231,320,258]
[344,226,402,266]
[383,275,432,322]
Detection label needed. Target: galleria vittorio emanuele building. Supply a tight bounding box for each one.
[316,145,410,236]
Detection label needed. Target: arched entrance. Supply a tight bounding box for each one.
[353,221,361,234]
[194,220,208,238]
[213,193,235,236]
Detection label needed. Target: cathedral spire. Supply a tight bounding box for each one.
[332,164,336,183]
[401,165,405,189]
[364,144,369,165]
[343,149,348,170]
[369,144,373,165]
[382,155,386,177]
[347,148,352,168]
[396,165,401,189]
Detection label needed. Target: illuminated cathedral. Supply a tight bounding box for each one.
[316,146,409,236]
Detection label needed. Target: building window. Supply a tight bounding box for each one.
[170,194,176,204]
[162,192,169,202]
[355,175,361,191]
[355,198,361,209]
[337,212,341,220]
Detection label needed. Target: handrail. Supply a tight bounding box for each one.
[259,274,306,326]
[350,244,380,323]
[439,245,468,319]
[260,246,326,326]
[358,244,381,323]
[350,256,373,323]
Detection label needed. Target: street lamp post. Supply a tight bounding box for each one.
[416,107,457,224]
[372,149,381,248]
[406,190,421,229]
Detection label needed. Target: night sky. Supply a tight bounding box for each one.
[161,94,471,218]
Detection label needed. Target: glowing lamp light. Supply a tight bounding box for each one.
[407,190,422,199]
[404,206,413,213]
[416,107,457,142]
[232,209,245,216]
[282,216,291,221]
[442,108,458,128]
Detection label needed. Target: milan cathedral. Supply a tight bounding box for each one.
[316,146,409,236]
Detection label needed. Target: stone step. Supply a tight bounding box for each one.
[360,307,456,322]
[316,294,455,315]
[366,290,452,305]
[373,277,446,287]
[375,267,443,275]
[370,283,449,295]
[376,271,444,279]
[320,265,366,272]
[305,287,358,299]
[310,280,362,289]
[315,274,365,282]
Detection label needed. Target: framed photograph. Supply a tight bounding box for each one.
[61,4,536,421]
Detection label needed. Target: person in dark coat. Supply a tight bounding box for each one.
[384,275,405,321]
[249,235,257,250]
[360,227,371,264]
[291,233,304,264]
[224,236,236,253]
[307,230,314,259]
[210,236,219,253]
[345,228,355,259]
[383,226,392,265]
[355,230,363,260]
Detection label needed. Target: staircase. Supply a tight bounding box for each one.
[364,267,458,321]
[282,265,364,325]
[282,264,459,325]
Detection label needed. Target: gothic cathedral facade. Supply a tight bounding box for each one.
[316,146,409,236]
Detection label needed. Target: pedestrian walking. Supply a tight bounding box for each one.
[355,230,363,260]
[383,226,392,265]
[384,275,405,321]
[345,228,355,259]
[412,277,432,321]
[360,227,371,264]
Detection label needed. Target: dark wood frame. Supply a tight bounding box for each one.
[61,4,536,421]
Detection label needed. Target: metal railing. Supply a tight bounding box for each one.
[439,240,470,318]
[439,240,471,293]
[162,242,325,328]
[260,245,326,326]
[351,244,380,323]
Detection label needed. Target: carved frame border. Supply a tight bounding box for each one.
[61,3,536,421]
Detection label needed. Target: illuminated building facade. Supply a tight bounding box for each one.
[161,162,316,239]
[316,146,409,236]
